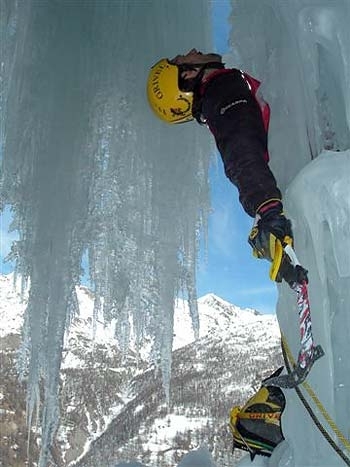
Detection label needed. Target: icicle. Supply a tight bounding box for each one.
[1,0,212,462]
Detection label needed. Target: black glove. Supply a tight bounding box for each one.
[257,200,293,241]
[248,199,293,262]
[248,200,308,284]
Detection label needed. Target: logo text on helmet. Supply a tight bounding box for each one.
[151,64,167,100]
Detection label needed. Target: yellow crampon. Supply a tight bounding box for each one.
[229,406,241,435]
[228,375,286,459]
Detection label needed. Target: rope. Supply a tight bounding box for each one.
[281,334,350,465]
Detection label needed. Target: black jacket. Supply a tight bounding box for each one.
[198,68,281,217]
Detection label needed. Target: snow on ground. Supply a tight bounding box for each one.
[174,293,279,351]
[113,446,218,467]
[141,413,208,454]
[0,274,26,337]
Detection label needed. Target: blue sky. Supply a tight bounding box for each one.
[0,206,17,275]
[0,1,277,314]
[196,164,278,313]
[195,0,278,313]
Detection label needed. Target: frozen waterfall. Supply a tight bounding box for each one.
[0,1,213,465]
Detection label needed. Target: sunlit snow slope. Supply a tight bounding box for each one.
[230,1,350,466]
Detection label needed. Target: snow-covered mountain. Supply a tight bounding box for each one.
[0,274,282,467]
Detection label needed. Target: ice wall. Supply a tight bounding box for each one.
[229,0,350,190]
[230,1,350,466]
[0,1,213,465]
[279,151,350,467]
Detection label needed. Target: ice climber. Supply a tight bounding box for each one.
[146,49,293,280]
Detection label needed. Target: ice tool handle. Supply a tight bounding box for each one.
[283,242,325,367]
[264,242,325,389]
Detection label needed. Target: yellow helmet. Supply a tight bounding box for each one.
[147,59,194,124]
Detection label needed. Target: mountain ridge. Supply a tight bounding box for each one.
[0,274,283,466]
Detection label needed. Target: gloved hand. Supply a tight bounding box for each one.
[248,199,293,262]
[257,199,293,241]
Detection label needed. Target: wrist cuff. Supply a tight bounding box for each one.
[257,198,282,215]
